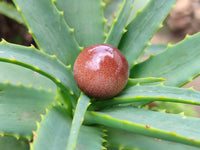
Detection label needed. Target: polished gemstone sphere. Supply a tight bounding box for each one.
[73,44,129,99]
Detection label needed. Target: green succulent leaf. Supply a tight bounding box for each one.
[0,62,56,91]
[119,0,177,67]
[66,94,91,150]
[0,82,56,139]
[131,33,200,87]
[150,102,198,117]
[104,0,150,31]
[56,88,73,116]
[55,0,105,48]
[144,44,168,56]
[105,0,134,47]
[0,41,80,102]
[126,77,166,88]
[106,127,200,150]
[127,0,150,24]
[103,0,123,22]
[103,0,123,33]
[32,106,104,150]
[0,1,24,25]
[91,85,200,110]
[0,136,29,150]
[13,0,80,66]
[85,106,200,147]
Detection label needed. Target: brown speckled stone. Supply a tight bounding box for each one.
[73,44,129,99]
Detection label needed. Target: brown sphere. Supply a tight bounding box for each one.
[73,44,129,99]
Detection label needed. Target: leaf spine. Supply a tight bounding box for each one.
[113,19,117,24]
[66,64,71,69]
[51,0,56,4]
[136,83,140,86]
[30,44,35,49]
[167,43,173,48]
[28,84,33,88]
[59,11,64,16]
[70,28,74,33]
[10,58,17,62]
[185,34,191,39]
[136,9,141,15]
[101,146,107,150]
[149,53,154,58]
[0,133,4,137]
[158,24,163,29]
[123,29,127,33]
[69,90,74,95]
[179,112,185,116]
[56,78,61,83]
[147,42,151,47]
[18,82,22,86]
[36,121,40,128]
[103,18,108,23]
[132,61,138,66]
[32,131,37,140]
[101,2,106,8]
[145,125,151,129]
[104,33,108,38]
[4,80,9,84]
[40,114,45,120]
[45,108,50,114]
[34,66,40,71]
[28,30,33,35]
[1,38,7,43]
[188,86,194,90]
[79,46,84,51]
[16,7,21,13]
[13,134,20,140]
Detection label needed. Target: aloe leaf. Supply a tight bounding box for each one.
[106,128,200,150]
[105,0,134,47]
[131,34,200,87]
[127,0,150,24]
[55,0,105,48]
[32,106,104,150]
[66,94,91,150]
[0,82,56,139]
[56,88,73,117]
[0,1,24,25]
[103,0,123,33]
[13,0,80,66]
[85,106,200,147]
[144,44,168,56]
[91,85,200,110]
[0,136,29,150]
[126,77,166,88]
[150,102,198,117]
[104,0,149,29]
[103,0,123,22]
[0,62,56,91]
[119,0,177,67]
[0,41,80,101]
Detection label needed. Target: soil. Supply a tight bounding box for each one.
[0,14,35,46]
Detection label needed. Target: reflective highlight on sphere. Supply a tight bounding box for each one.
[73,44,129,99]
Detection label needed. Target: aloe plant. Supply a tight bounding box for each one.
[1,0,200,149]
